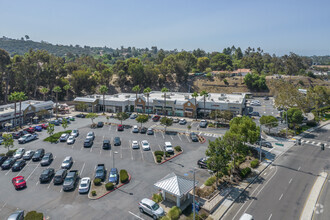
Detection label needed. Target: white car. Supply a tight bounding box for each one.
[141,140,150,151]
[18,134,37,144]
[78,177,91,194]
[179,119,187,125]
[13,148,25,159]
[132,125,139,133]
[70,130,79,137]
[67,136,75,144]
[132,141,139,149]
[164,142,174,153]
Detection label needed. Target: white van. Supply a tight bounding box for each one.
[164,142,174,153]
[239,213,254,220]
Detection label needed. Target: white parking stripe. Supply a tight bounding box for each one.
[178,134,182,141]
[17,160,32,176]
[161,132,165,139]
[170,135,173,140]
[139,141,144,161]
[26,162,40,181]
[128,211,145,220]
[158,144,162,151]
[5,169,11,175]
[80,162,86,176]
[186,135,191,143]
[129,140,133,160]
[199,132,202,135]
[0,203,7,213]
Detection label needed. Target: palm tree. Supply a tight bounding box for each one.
[99,85,108,114]
[53,86,62,119]
[63,84,72,101]
[132,85,140,113]
[17,92,27,128]
[192,92,199,120]
[39,87,49,101]
[8,92,19,126]
[161,87,169,116]
[143,87,151,116]
[200,90,209,119]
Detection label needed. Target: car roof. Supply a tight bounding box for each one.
[103,140,110,143]
[81,177,90,183]
[141,198,155,206]
[56,169,66,175]
[110,168,117,172]
[132,140,138,143]
[165,142,172,145]
[64,156,72,160]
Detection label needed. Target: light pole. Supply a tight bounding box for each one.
[112,151,118,168]
[193,167,196,220]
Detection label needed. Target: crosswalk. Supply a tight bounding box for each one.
[199,132,221,138]
[301,139,329,148]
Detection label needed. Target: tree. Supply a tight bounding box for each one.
[191,92,199,120]
[200,90,209,119]
[8,92,20,126]
[197,57,210,72]
[244,73,267,91]
[132,85,140,104]
[25,35,30,40]
[99,85,108,114]
[161,87,169,116]
[47,123,55,136]
[143,87,152,116]
[136,114,148,128]
[86,113,98,124]
[62,118,68,130]
[229,116,259,144]
[0,49,11,104]
[160,117,173,133]
[2,133,14,152]
[53,86,62,119]
[260,115,278,133]
[63,84,72,100]
[39,87,49,101]
[307,86,330,116]
[283,108,303,130]
[17,92,27,128]
[76,102,88,111]
[116,112,129,125]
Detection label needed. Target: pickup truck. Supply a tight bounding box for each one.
[95,164,106,181]
[63,170,79,191]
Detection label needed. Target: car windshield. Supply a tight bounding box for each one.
[81,183,88,187]
[110,173,117,178]
[3,160,10,165]
[63,160,70,163]
[65,177,73,181]
[151,203,160,210]
[14,161,20,165]
[96,170,103,174]
[143,142,148,146]
[42,170,49,175]
[16,179,24,183]
[43,156,49,159]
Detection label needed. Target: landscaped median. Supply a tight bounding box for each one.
[153,146,183,164]
[88,169,131,200]
[44,130,71,143]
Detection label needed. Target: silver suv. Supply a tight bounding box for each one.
[139,198,164,219]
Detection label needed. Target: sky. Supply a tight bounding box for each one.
[0,0,329,56]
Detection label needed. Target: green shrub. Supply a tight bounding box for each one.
[208,123,215,128]
[174,146,182,152]
[165,152,171,157]
[120,169,129,183]
[250,159,259,168]
[0,153,5,156]
[6,149,17,157]
[25,211,43,220]
[156,155,162,163]
[236,155,246,165]
[204,176,216,186]
[167,206,181,220]
[240,167,251,178]
[91,190,96,196]
[154,151,164,156]
[105,182,114,191]
[152,193,163,203]
[94,178,102,186]
[44,130,72,142]
[160,217,170,220]
[306,120,317,127]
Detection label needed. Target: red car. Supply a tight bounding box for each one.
[152,115,160,122]
[12,176,26,190]
[24,127,35,133]
[41,124,48,129]
[117,124,124,131]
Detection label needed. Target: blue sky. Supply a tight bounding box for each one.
[1,0,329,55]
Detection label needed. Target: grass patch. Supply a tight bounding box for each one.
[204,176,216,186]
[44,130,72,143]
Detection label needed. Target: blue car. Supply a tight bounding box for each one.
[34,126,42,132]
[108,168,119,184]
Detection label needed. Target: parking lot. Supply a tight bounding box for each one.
[0,116,220,219]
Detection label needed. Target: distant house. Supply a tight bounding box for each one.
[231,69,251,77]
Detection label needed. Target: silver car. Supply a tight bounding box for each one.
[139,198,164,219]
[13,148,25,159]
[70,130,79,137]
[7,210,24,220]
[67,136,75,145]
[61,156,73,169]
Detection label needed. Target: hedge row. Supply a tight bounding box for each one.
[156,155,162,163]
[5,149,17,157]
[174,146,182,152]
[105,182,114,191]
[204,176,216,186]
[250,159,259,168]
[25,211,43,220]
[240,167,251,178]
[120,169,129,183]
[154,151,164,157]
[44,130,72,143]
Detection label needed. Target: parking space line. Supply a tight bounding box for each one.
[139,141,144,161]
[17,160,32,176]
[161,132,165,139]
[81,162,86,176]
[170,135,173,140]
[186,135,191,143]
[178,134,182,141]
[110,149,112,157]
[129,140,133,160]
[90,146,93,152]
[154,132,156,138]
[120,143,123,159]
[5,169,11,175]
[60,188,62,193]
[128,211,145,220]
[158,144,162,151]
[26,162,40,181]
[80,145,84,150]
[0,203,7,213]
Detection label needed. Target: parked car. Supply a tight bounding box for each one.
[78,177,91,194]
[152,115,160,122]
[32,148,45,161]
[0,155,8,166]
[141,140,150,151]
[70,129,79,137]
[132,140,139,149]
[132,125,139,133]
[76,113,86,118]
[63,170,79,191]
[108,168,119,184]
[84,138,93,148]
[86,131,95,140]
[24,127,35,133]
[97,121,104,128]
[102,140,111,150]
[67,136,75,145]
[23,150,35,160]
[250,112,260,117]
[68,116,75,121]
[39,168,55,183]
[34,125,42,132]
[199,120,208,128]
[164,142,174,153]
[139,198,165,219]
[60,133,69,142]
[197,157,209,169]
[130,113,138,119]
[264,96,269,100]
[11,160,26,171]
[41,123,48,129]
[8,210,24,220]
[12,131,28,139]
[117,124,124,131]
[173,118,180,123]
[1,157,17,170]
[53,169,68,185]
[40,152,53,166]
[61,156,73,169]
[95,164,106,181]
[140,127,147,134]
[18,133,38,144]
[113,137,121,146]
[50,120,60,126]
[256,141,273,148]
[190,132,198,142]
[13,148,25,159]
[179,119,187,125]
[147,128,154,135]
[12,177,26,190]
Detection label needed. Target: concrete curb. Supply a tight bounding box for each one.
[199,135,206,144]
[88,173,132,200]
[158,151,183,165]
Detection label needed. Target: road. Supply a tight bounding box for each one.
[223,125,330,220]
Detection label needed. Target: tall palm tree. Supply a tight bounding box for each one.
[161,87,169,116]
[8,92,19,126]
[191,92,199,120]
[39,87,49,101]
[53,86,62,119]
[17,92,27,128]
[132,85,140,112]
[63,84,72,101]
[200,90,209,119]
[143,87,151,116]
[99,85,108,114]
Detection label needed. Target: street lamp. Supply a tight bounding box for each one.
[185,168,198,220]
[112,151,118,168]
[258,119,281,161]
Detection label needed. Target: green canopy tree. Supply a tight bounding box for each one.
[160,116,173,133]
[191,92,199,120]
[197,57,210,72]
[0,49,11,104]
[62,118,68,130]
[283,108,303,130]
[161,87,169,116]
[8,92,20,126]
[47,123,55,136]
[53,86,62,119]
[136,114,149,128]
[17,92,27,128]
[86,113,98,124]
[99,85,108,114]
[143,87,152,116]
[39,87,49,101]
[229,116,259,144]
[116,112,129,125]
[2,133,14,152]
[260,115,278,133]
[200,90,209,119]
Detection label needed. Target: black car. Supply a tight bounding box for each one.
[39,168,55,183]
[1,157,17,170]
[147,128,154,135]
[197,157,209,169]
[12,131,28,139]
[190,132,199,142]
[84,138,93,148]
[97,122,104,128]
[140,127,147,134]
[12,160,26,171]
[53,169,67,185]
[76,114,86,118]
[102,140,111,150]
[250,112,260,117]
[32,148,45,162]
[63,170,79,191]
[0,156,8,166]
[113,137,121,146]
[40,152,54,166]
[264,96,269,100]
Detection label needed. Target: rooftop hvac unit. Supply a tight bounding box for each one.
[114,95,118,98]
[125,95,130,98]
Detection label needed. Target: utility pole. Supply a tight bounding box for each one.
[286,108,288,139]
[193,167,196,220]
[259,125,262,161]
